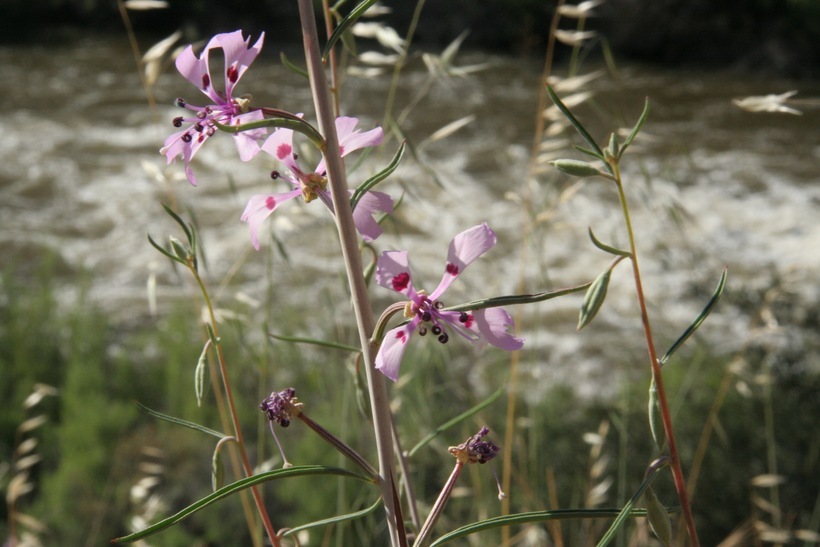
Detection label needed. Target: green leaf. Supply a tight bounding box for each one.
[648,377,666,450]
[547,86,609,172]
[322,0,380,61]
[659,267,727,366]
[550,159,606,178]
[194,340,210,408]
[350,140,406,211]
[147,234,183,265]
[282,497,382,537]
[445,282,592,313]
[588,227,631,257]
[408,383,506,458]
[578,266,614,330]
[430,508,650,546]
[619,97,650,159]
[280,51,308,79]
[134,401,225,439]
[644,486,672,545]
[595,457,670,547]
[112,466,375,543]
[213,116,324,150]
[268,332,361,354]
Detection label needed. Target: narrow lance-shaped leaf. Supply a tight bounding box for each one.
[112,466,375,543]
[429,508,651,546]
[547,86,610,173]
[281,497,382,538]
[322,0,380,61]
[648,377,666,451]
[135,401,225,439]
[351,140,406,211]
[268,332,361,354]
[595,457,671,547]
[619,97,650,159]
[408,383,506,457]
[194,339,211,408]
[644,485,672,545]
[280,51,308,79]
[659,267,727,366]
[588,227,631,257]
[578,262,619,330]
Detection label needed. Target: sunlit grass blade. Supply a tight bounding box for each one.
[135,401,225,439]
[407,384,506,458]
[282,497,382,537]
[588,227,631,257]
[619,97,650,159]
[595,457,670,547]
[659,267,727,366]
[429,508,650,546]
[547,86,606,167]
[112,465,375,543]
[351,140,406,211]
[322,0,379,61]
[268,332,361,353]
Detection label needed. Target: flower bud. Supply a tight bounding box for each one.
[550,159,605,178]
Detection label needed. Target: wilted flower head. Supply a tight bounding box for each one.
[449,427,500,464]
[260,387,300,427]
[374,223,524,382]
[241,116,393,249]
[160,30,266,185]
[733,90,802,115]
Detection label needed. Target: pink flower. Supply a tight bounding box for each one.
[375,223,524,382]
[160,30,266,186]
[241,117,393,249]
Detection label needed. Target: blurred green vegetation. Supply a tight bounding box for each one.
[1,250,817,545]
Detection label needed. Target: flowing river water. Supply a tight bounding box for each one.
[1,36,818,395]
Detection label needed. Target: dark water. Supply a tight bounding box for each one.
[1,37,817,392]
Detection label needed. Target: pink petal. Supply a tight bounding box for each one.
[261,127,301,174]
[231,110,266,161]
[175,44,209,92]
[375,250,416,296]
[473,308,524,351]
[213,31,265,96]
[431,223,497,299]
[160,127,210,186]
[351,190,393,242]
[375,322,417,382]
[314,117,383,174]
[240,190,301,250]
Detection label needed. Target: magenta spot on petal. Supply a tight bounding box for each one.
[445,262,459,276]
[201,73,211,89]
[226,65,239,83]
[276,143,292,160]
[391,272,410,292]
[339,145,345,156]
[265,196,276,210]
[396,330,407,343]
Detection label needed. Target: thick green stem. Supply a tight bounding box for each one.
[611,162,700,546]
[296,1,403,544]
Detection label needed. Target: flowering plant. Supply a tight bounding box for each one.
[119,2,727,546]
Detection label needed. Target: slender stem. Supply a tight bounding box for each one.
[320,0,340,117]
[296,1,403,545]
[413,463,464,547]
[192,271,280,547]
[611,162,700,546]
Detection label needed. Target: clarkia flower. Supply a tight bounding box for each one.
[240,116,393,249]
[375,223,524,382]
[160,30,266,186]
